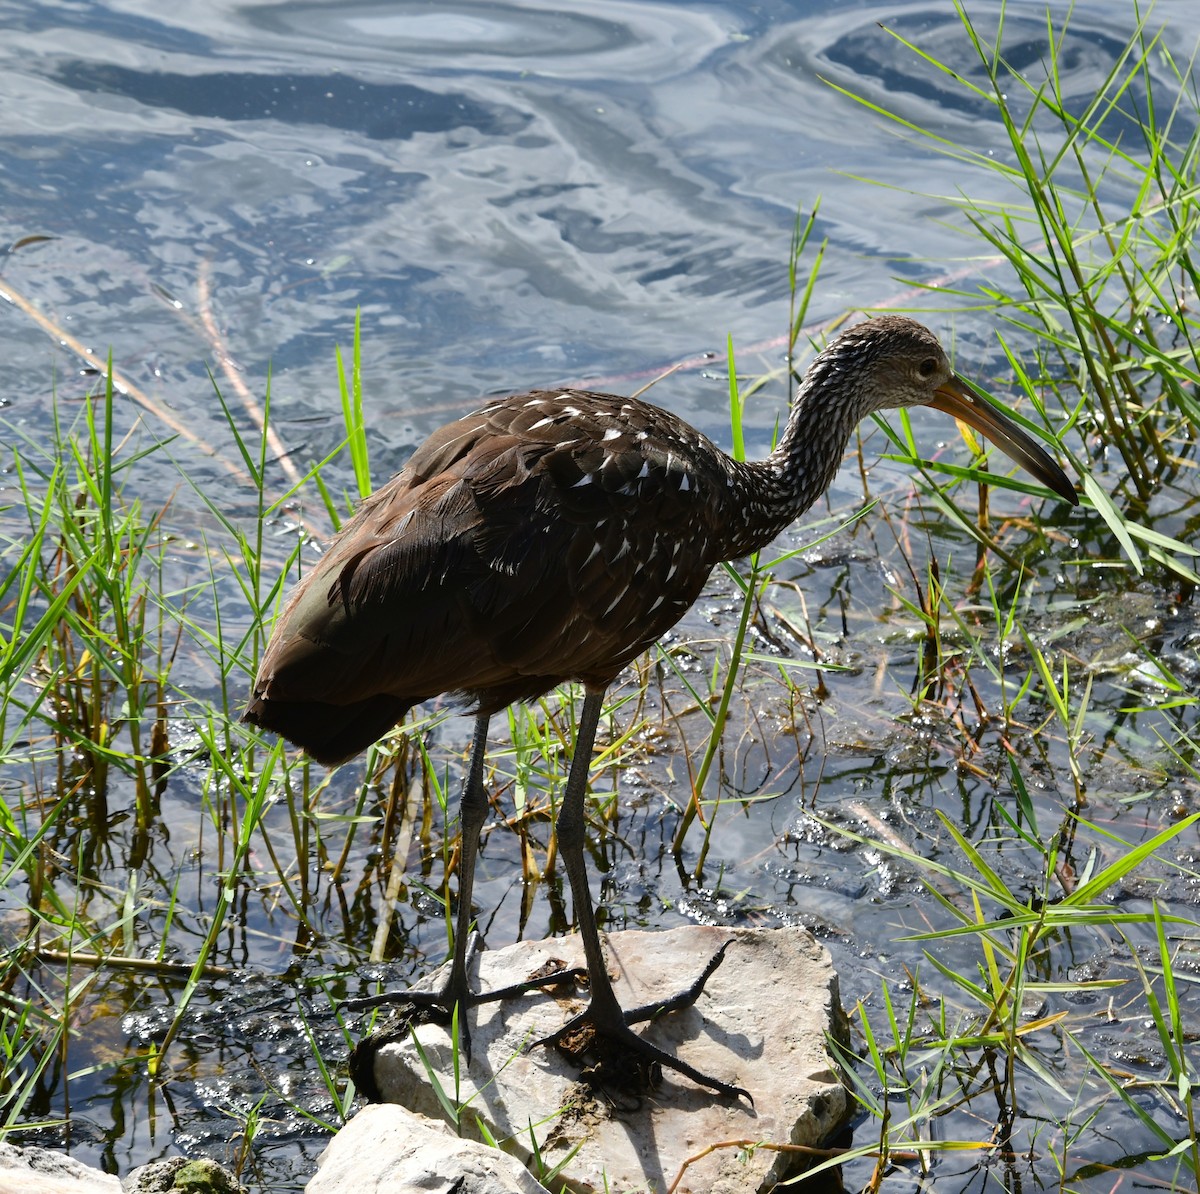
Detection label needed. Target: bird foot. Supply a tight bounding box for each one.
[534,940,752,1103]
[342,933,584,1061]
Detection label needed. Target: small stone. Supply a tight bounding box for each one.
[122,1156,245,1193]
[308,1103,550,1194]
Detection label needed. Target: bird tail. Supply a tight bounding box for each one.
[242,693,413,768]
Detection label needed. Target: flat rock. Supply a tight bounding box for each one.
[308,1103,551,1194]
[0,1143,121,1194]
[361,925,849,1194]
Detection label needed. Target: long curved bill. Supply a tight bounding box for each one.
[930,375,1078,505]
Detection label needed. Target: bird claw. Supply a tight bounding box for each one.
[535,1008,751,1104]
[533,941,752,1104]
[341,933,584,1063]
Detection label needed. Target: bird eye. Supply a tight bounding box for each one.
[918,357,938,378]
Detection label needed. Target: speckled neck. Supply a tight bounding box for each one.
[717,336,877,560]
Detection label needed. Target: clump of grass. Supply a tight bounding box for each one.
[829,1,1200,578]
[2,369,175,822]
[827,792,1200,1191]
[809,6,1200,1189]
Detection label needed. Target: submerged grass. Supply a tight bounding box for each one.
[1,5,1199,1192]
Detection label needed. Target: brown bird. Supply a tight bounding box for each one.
[245,315,1077,1100]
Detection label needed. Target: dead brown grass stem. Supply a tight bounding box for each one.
[196,257,304,491]
[0,274,233,472]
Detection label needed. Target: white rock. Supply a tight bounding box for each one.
[308,1102,550,1194]
[363,925,848,1194]
[0,1143,121,1194]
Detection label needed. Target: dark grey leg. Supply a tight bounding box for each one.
[442,711,491,1008]
[537,686,750,1102]
[343,713,581,1057]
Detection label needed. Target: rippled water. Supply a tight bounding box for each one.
[6,0,1195,474]
[4,2,1200,1190]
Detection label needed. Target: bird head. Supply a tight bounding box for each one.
[827,316,1078,505]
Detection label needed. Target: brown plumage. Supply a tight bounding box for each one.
[245,315,1076,1099]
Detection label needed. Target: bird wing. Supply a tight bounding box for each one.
[254,391,720,711]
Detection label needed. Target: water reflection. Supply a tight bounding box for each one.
[55,64,531,140]
[257,0,727,75]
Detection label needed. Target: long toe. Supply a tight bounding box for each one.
[536,1003,751,1104]
[341,933,485,1059]
[342,977,478,1061]
[619,940,734,1026]
[470,963,587,1006]
[341,941,583,1065]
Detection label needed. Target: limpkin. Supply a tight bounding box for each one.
[245,315,1077,1101]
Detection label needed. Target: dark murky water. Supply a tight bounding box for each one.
[4,2,1200,1190]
